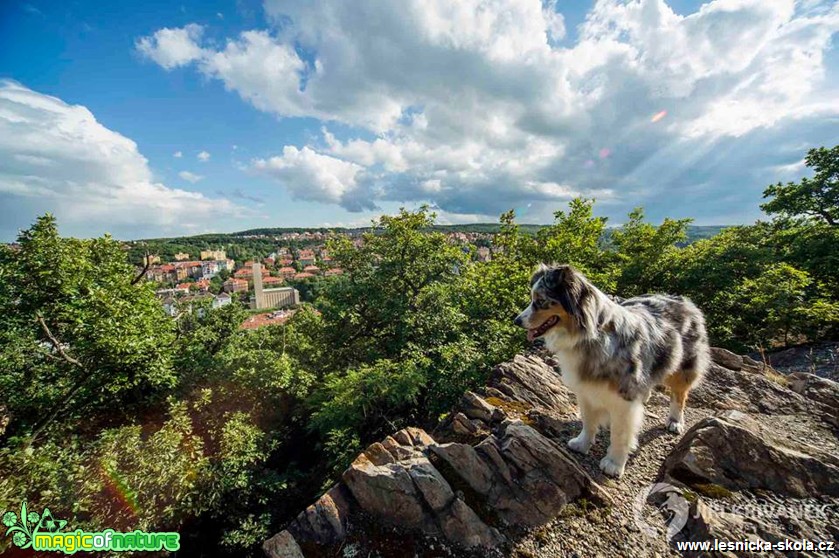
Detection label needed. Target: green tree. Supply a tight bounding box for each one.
[762,145,838,226]
[0,215,176,441]
[534,198,617,290]
[732,263,814,348]
[611,208,691,296]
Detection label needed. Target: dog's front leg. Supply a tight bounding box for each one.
[567,397,600,454]
[599,398,644,478]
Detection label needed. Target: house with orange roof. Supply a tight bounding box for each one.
[223,278,248,293]
[262,276,284,286]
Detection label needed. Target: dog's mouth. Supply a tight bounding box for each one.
[527,315,559,341]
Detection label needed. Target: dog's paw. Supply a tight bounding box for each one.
[666,418,684,434]
[567,434,592,454]
[599,455,626,478]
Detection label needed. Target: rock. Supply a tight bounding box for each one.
[342,454,431,531]
[285,484,352,546]
[265,354,608,556]
[488,354,576,413]
[690,363,809,415]
[787,372,839,408]
[661,410,839,498]
[440,499,505,548]
[710,347,744,371]
[263,530,304,558]
[461,391,498,423]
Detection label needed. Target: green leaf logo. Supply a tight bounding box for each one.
[3,502,66,549]
[37,508,67,533]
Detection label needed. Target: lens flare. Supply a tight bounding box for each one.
[651,110,667,123]
[599,148,611,159]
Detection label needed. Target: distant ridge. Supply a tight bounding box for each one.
[134,224,726,243]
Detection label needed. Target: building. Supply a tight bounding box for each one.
[223,278,248,293]
[262,276,284,286]
[297,249,316,266]
[201,260,219,278]
[279,266,296,278]
[161,296,177,317]
[213,292,232,309]
[200,249,227,261]
[174,252,190,261]
[325,268,344,276]
[303,265,321,275]
[144,254,161,265]
[293,272,315,280]
[251,262,300,310]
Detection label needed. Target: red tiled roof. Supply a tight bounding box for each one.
[293,272,315,279]
[262,276,283,284]
[303,265,320,272]
[240,310,295,330]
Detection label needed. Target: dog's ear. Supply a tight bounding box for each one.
[530,263,551,286]
[542,265,571,296]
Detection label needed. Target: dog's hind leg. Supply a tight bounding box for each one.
[663,370,696,434]
[567,397,602,455]
[600,398,644,478]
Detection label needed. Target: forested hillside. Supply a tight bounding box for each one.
[1,146,837,556]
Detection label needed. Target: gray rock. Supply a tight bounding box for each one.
[662,410,839,497]
[262,530,304,558]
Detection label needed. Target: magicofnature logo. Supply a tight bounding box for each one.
[3,502,180,554]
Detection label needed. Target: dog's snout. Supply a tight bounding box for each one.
[513,315,523,327]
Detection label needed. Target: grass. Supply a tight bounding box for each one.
[692,483,734,499]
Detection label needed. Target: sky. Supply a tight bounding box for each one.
[0,0,837,240]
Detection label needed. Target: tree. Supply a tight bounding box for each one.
[0,215,176,441]
[534,198,618,291]
[611,208,691,296]
[762,145,838,226]
[732,263,813,348]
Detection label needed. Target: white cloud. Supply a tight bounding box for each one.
[178,170,203,183]
[139,0,839,221]
[250,146,373,210]
[136,23,205,70]
[0,81,242,237]
[173,150,182,158]
[197,150,210,162]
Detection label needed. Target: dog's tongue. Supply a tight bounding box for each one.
[527,329,537,342]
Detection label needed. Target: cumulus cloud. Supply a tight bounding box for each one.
[0,81,242,238]
[250,146,374,211]
[173,150,183,158]
[178,170,203,183]
[136,23,205,70]
[139,0,839,222]
[197,150,210,162]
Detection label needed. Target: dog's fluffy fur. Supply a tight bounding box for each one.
[514,264,709,477]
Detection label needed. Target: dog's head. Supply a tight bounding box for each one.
[514,264,595,342]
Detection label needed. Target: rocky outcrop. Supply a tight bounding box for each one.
[266,350,839,558]
[263,355,608,557]
[661,410,839,498]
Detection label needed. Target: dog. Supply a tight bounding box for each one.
[514,264,709,478]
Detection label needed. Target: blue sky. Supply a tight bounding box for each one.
[1,0,837,240]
